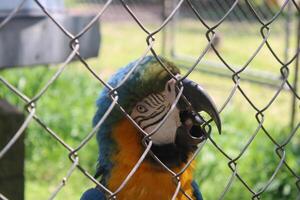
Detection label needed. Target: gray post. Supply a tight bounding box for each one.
[290,14,299,129]
[161,0,169,56]
[169,0,177,57]
[0,100,25,200]
[284,1,292,63]
[161,0,177,56]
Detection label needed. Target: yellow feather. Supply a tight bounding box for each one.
[107,119,196,200]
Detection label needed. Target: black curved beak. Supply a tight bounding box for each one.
[176,78,221,147]
[181,78,221,133]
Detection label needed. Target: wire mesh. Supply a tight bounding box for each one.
[0,0,299,199]
[165,0,299,89]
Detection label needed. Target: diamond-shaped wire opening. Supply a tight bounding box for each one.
[0,0,299,199]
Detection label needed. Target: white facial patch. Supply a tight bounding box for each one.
[130,78,181,145]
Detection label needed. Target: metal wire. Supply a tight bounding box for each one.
[0,0,299,199]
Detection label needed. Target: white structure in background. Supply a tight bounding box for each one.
[0,0,100,69]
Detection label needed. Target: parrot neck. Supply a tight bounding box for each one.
[109,117,196,171]
[111,118,194,169]
[107,118,196,199]
[149,143,195,167]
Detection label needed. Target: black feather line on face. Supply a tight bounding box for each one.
[116,57,180,117]
[135,105,166,126]
[142,111,168,130]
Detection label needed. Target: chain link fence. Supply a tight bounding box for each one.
[163,0,298,90]
[0,0,299,199]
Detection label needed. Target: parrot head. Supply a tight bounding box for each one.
[94,56,221,178]
[130,73,221,146]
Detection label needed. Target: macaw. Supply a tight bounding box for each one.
[81,56,221,200]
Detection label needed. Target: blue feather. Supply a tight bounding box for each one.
[191,180,204,200]
[92,55,179,183]
[93,57,150,182]
[80,188,106,200]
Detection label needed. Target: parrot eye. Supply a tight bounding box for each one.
[136,104,148,113]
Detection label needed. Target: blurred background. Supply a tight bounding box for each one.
[0,0,299,199]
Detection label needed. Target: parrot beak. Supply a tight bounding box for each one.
[176,78,221,147]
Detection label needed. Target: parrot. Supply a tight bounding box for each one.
[80,55,221,200]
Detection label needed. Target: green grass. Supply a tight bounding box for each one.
[0,20,299,199]
[174,18,299,74]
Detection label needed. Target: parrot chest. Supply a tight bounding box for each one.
[107,162,195,200]
[106,119,195,200]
